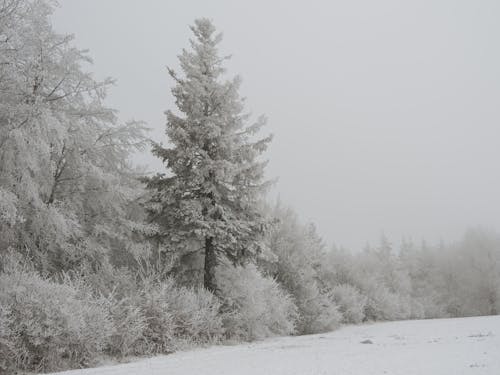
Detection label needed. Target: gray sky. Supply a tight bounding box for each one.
[53,0,500,251]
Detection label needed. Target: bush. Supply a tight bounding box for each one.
[139,281,176,354]
[294,281,342,334]
[137,277,223,354]
[264,203,342,334]
[107,297,148,357]
[0,259,112,372]
[166,284,223,345]
[363,285,408,321]
[331,284,367,324]
[407,297,426,319]
[78,261,139,300]
[0,249,225,372]
[216,263,298,340]
[0,304,14,374]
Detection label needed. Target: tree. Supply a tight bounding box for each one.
[144,19,272,292]
[261,202,341,334]
[0,0,148,273]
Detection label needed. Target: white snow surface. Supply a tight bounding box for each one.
[50,315,500,375]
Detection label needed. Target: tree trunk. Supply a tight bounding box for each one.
[204,236,217,293]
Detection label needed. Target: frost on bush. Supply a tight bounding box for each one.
[0,257,112,372]
[0,189,23,251]
[297,283,342,334]
[79,260,139,300]
[264,204,342,334]
[140,282,176,354]
[0,304,14,373]
[107,297,147,357]
[407,297,427,319]
[166,285,223,345]
[331,284,367,324]
[0,189,21,227]
[363,284,409,321]
[137,277,223,354]
[216,263,298,340]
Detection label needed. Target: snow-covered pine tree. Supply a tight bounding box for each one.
[144,19,272,293]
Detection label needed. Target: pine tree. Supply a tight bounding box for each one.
[144,19,272,292]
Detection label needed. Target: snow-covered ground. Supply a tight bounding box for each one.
[50,315,500,375]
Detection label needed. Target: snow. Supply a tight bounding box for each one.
[50,315,500,375]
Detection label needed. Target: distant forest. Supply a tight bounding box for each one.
[0,1,499,373]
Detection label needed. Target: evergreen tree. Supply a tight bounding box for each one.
[144,19,272,292]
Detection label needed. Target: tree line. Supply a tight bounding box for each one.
[0,1,499,373]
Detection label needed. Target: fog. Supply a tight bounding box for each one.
[53,0,500,251]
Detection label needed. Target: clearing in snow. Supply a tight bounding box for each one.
[50,315,500,375]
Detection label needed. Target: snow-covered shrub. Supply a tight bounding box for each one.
[264,204,342,334]
[331,284,367,324]
[0,304,14,373]
[165,285,223,346]
[138,278,223,354]
[79,260,139,300]
[139,280,176,354]
[0,257,112,372]
[0,189,23,252]
[0,189,21,227]
[216,263,298,340]
[363,285,407,321]
[298,285,342,334]
[107,297,148,357]
[407,297,426,319]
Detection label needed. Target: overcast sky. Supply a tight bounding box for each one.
[53,0,500,251]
